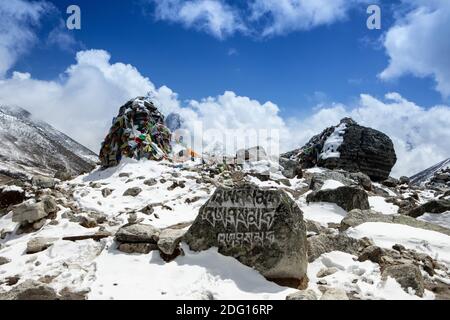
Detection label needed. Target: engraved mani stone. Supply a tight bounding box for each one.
[184,183,308,289]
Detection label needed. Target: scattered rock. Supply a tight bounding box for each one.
[118,243,158,254]
[340,209,450,236]
[1,280,57,300]
[306,186,370,212]
[279,157,303,179]
[184,183,308,289]
[286,289,318,300]
[123,187,142,197]
[157,228,187,256]
[12,201,48,224]
[0,256,11,265]
[399,176,410,185]
[382,264,424,297]
[58,287,89,300]
[54,170,72,181]
[382,177,399,188]
[317,267,339,278]
[144,178,158,186]
[115,223,160,243]
[32,175,56,189]
[26,237,57,254]
[119,172,131,178]
[101,188,113,198]
[307,233,366,262]
[406,199,450,218]
[320,288,349,300]
[358,245,384,264]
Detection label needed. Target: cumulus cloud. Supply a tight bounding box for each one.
[380,0,450,97]
[1,49,448,177]
[148,0,368,38]
[0,0,51,77]
[150,0,246,39]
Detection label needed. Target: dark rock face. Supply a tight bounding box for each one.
[406,199,450,218]
[306,186,370,212]
[184,183,308,288]
[283,118,397,181]
[99,97,172,168]
[0,187,25,209]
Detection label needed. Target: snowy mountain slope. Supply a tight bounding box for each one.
[410,158,450,186]
[1,159,449,300]
[0,105,97,177]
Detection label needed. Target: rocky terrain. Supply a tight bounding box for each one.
[0,98,449,300]
[0,105,97,179]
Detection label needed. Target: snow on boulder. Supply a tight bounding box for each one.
[184,183,308,289]
[99,97,172,168]
[283,118,397,181]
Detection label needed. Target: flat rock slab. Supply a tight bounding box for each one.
[115,223,160,243]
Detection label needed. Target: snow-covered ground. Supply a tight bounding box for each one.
[1,160,449,300]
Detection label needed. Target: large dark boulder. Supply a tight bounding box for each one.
[306,186,370,212]
[406,199,450,218]
[283,118,397,181]
[184,183,308,289]
[0,186,25,209]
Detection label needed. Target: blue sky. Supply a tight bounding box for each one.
[12,0,445,118]
[1,0,449,176]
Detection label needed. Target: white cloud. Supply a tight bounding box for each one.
[1,49,448,177]
[0,0,51,77]
[148,0,368,38]
[150,0,245,39]
[380,0,450,97]
[248,0,366,37]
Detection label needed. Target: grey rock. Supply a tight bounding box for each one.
[307,233,365,262]
[340,209,450,236]
[0,256,11,265]
[382,177,399,188]
[144,178,158,186]
[286,289,318,300]
[41,196,58,214]
[306,186,370,212]
[0,280,57,300]
[119,172,131,178]
[406,199,450,218]
[12,201,48,224]
[184,183,308,288]
[399,176,410,185]
[157,228,187,255]
[279,157,303,179]
[101,188,113,198]
[54,170,72,181]
[382,264,424,297]
[26,237,57,254]
[317,267,339,278]
[32,176,56,189]
[358,245,384,264]
[320,288,349,300]
[115,223,160,243]
[118,243,158,254]
[123,187,142,197]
